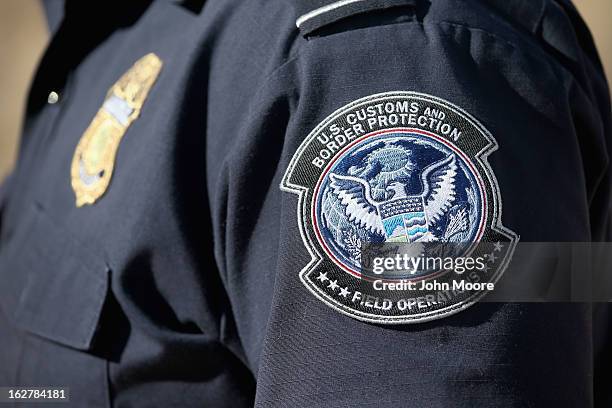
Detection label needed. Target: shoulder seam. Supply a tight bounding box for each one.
[256,19,584,110]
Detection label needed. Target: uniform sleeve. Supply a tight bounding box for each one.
[207,2,610,406]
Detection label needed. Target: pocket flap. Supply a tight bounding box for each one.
[0,204,109,350]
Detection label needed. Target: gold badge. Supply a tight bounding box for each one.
[70,53,163,207]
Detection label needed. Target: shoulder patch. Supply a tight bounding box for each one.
[281,91,518,324]
[295,0,416,36]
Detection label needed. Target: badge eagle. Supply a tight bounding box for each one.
[328,154,457,243]
[70,53,163,207]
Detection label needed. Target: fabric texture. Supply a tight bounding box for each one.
[0,0,610,406]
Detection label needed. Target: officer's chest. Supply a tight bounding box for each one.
[0,1,210,374]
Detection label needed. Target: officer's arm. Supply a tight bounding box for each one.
[207,1,610,405]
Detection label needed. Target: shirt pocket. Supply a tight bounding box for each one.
[0,202,109,351]
[0,203,112,407]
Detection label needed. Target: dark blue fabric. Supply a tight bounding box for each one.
[296,0,417,35]
[0,0,610,406]
[40,0,64,34]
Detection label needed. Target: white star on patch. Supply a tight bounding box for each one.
[494,241,503,252]
[328,279,339,291]
[487,252,497,263]
[317,272,329,282]
[339,286,350,298]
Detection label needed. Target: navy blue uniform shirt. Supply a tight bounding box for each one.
[0,0,611,406]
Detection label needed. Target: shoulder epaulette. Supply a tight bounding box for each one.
[294,0,417,36]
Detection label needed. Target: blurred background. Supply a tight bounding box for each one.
[0,0,611,180]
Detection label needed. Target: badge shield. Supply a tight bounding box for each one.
[70,53,163,207]
[379,196,428,243]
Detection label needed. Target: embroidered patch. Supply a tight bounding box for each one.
[281,91,518,324]
[70,53,163,207]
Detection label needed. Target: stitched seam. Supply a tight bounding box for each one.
[262,19,584,102]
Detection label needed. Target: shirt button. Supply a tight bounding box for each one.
[47,91,60,104]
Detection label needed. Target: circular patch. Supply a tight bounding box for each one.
[313,130,487,279]
[281,92,518,324]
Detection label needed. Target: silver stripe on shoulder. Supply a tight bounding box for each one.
[296,0,368,28]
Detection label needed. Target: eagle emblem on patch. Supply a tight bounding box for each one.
[70,53,163,207]
[281,91,518,324]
